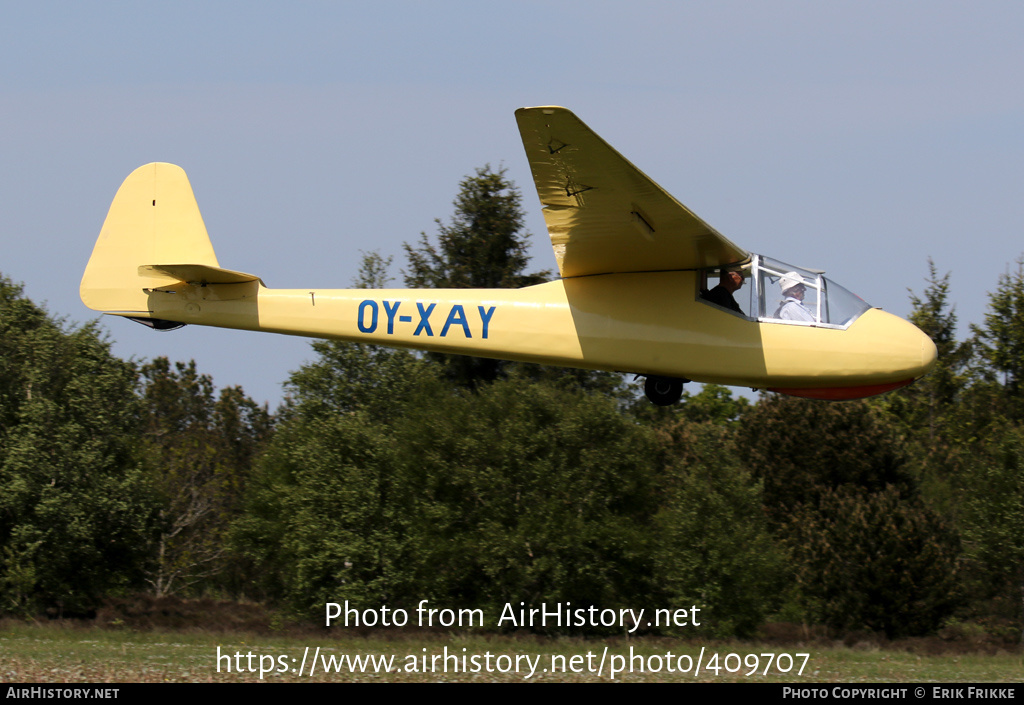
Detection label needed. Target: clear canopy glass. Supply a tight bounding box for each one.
[700,255,872,329]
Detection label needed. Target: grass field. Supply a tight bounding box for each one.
[1,621,1021,683]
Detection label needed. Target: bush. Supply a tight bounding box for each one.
[787,486,960,638]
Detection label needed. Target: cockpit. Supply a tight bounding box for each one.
[700,254,872,329]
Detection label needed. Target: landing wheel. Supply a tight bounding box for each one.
[644,376,685,406]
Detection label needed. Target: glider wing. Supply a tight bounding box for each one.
[515,106,748,278]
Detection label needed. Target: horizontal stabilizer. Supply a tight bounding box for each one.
[139,264,262,286]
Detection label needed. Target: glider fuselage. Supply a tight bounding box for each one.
[134,269,932,396]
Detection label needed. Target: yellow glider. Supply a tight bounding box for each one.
[81,107,936,404]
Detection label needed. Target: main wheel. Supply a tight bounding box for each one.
[644,376,684,406]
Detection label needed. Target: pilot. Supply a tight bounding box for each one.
[704,268,744,314]
[776,272,815,322]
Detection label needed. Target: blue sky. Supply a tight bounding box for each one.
[2,2,1021,408]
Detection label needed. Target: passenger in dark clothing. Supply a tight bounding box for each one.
[703,269,744,314]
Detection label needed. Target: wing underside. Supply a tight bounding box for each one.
[515,106,748,278]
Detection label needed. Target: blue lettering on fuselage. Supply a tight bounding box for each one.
[357,300,496,339]
[414,302,436,336]
[440,304,470,338]
[357,300,378,333]
[382,299,401,334]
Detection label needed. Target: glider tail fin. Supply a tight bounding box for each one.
[80,162,225,313]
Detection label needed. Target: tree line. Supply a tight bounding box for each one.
[0,166,1021,643]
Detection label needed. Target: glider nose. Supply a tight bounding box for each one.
[878,309,937,382]
[918,326,938,378]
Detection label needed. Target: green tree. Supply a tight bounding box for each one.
[958,424,1024,642]
[788,487,960,638]
[403,165,550,388]
[388,379,660,623]
[237,375,663,627]
[404,166,548,291]
[284,250,431,423]
[233,251,436,605]
[972,257,1024,417]
[734,394,967,636]
[139,358,271,597]
[680,383,750,425]
[651,417,785,637]
[736,396,914,523]
[0,276,156,615]
[899,260,970,438]
[233,401,423,609]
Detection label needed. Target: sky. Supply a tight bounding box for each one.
[2,1,1022,409]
